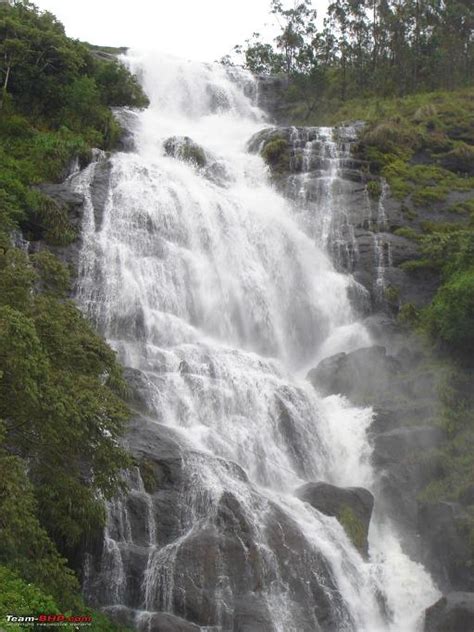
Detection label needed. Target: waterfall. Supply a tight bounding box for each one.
[75,52,439,631]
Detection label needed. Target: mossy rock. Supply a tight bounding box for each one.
[261,137,291,174]
[295,482,373,557]
[138,459,159,494]
[164,136,207,168]
[338,505,367,554]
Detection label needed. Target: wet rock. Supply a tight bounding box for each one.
[124,416,185,492]
[418,502,473,591]
[233,595,275,632]
[33,181,85,271]
[113,107,140,152]
[307,346,400,404]
[123,367,155,415]
[91,159,112,231]
[424,592,474,632]
[295,481,374,556]
[164,136,207,168]
[36,182,84,223]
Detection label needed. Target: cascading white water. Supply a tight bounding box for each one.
[76,52,439,631]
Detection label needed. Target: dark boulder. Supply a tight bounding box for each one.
[307,346,400,404]
[295,482,374,556]
[123,367,155,415]
[424,592,474,632]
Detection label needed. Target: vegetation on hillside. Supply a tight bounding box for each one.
[0,1,148,626]
[348,90,474,363]
[228,0,473,121]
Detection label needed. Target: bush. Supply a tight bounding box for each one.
[367,179,382,198]
[425,269,474,361]
[0,566,59,632]
[261,137,290,174]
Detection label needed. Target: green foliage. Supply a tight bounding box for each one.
[0,2,139,624]
[393,227,419,240]
[0,566,59,632]
[0,0,148,250]
[420,369,474,505]
[0,566,133,632]
[383,285,400,305]
[366,180,382,199]
[0,1,148,119]
[338,506,366,554]
[0,250,131,548]
[0,449,80,607]
[398,303,420,326]
[424,269,474,360]
[138,460,159,494]
[261,137,291,174]
[230,0,473,121]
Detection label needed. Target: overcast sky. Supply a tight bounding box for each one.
[33,0,329,63]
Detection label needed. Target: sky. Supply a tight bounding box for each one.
[33,0,329,63]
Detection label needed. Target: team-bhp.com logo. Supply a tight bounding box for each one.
[5,614,92,626]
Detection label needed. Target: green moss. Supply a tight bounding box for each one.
[402,206,418,221]
[384,285,400,304]
[338,506,366,554]
[138,459,158,494]
[398,303,420,325]
[182,144,206,168]
[449,199,474,215]
[424,269,474,360]
[394,227,419,240]
[367,180,382,199]
[399,259,437,273]
[261,137,291,174]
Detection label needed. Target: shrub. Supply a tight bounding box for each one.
[261,137,291,174]
[367,179,382,199]
[425,269,474,361]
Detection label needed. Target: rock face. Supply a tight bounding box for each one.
[418,502,474,592]
[296,482,374,556]
[307,346,400,402]
[246,123,456,312]
[83,406,351,631]
[424,592,474,632]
